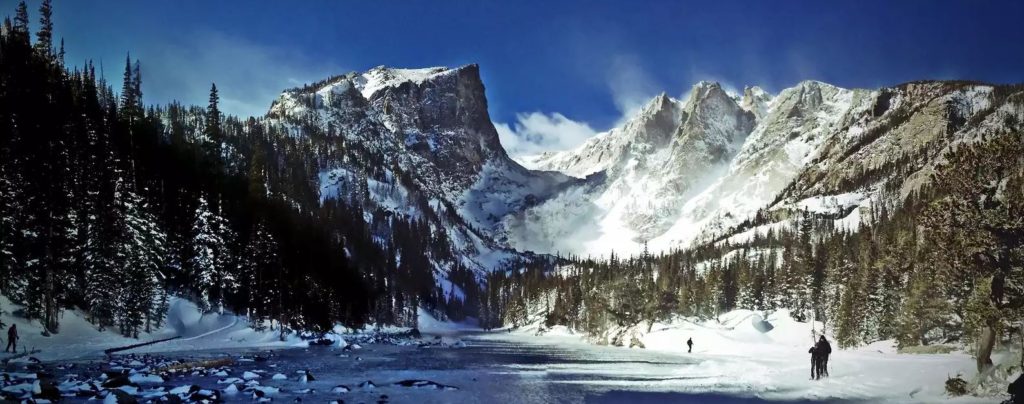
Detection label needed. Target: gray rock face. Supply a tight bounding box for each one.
[265,64,575,273]
[265,63,1024,264]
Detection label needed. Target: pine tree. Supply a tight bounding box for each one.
[206,83,221,155]
[120,55,139,121]
[113,179,166,337]
[238,220,281,327]
[921,131,1024,373]
[11,2,28,44]
[897,269,951,347]
[33,0,52,57]
[189,195,236,313]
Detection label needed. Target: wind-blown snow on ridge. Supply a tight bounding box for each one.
[265,65,1024,264]
[513,79,1022,257]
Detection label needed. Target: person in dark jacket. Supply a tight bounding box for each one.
[814,335,832,378]
[686,337,693,353]
[1007,373,1023,404]
[808,345,819,379]
[5,324,17,353]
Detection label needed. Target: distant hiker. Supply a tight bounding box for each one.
[5,324,17,353]
[808,345,819,379]
[686,337,693,353]
[814,335,832,378]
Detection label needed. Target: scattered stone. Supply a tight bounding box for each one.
[393,379,458,390]
[35,381,61,401]
[101,375,133,389]
[105,389,138,404]
[168,384,200,395]
[330,385,350,394]
[358,380,377,390]
[217,377,243,385]
[127,373,164,384]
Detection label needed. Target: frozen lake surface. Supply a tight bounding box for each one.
[24,331,848,403]
[2,303,994,403]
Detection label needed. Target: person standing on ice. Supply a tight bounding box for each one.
[814,335,831,378]
[5,324,17,353]
[686,337,693,353]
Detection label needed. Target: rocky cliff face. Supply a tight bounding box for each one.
[518,79,1024,256]
[264,64,1024,264]
[265,65,575,272]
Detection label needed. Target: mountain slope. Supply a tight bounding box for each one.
[261,64,1024,264]
[514,79,1024,256]
[265,65,576,271]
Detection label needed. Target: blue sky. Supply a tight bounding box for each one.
[12,0,1024,155]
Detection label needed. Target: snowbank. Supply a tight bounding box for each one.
[416,308,478,336]
[0,296,305,361]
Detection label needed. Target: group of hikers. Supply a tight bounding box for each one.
[809,335,832,380]
[683,334,832,381]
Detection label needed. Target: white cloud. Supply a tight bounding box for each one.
[496,55,664,158]
[496,112,598,157]
[131,31,342,118]
[607,55,659,118]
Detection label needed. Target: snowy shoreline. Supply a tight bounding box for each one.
[502,309,1011,403]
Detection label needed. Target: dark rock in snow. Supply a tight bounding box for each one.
[35,381,61,401]
[393,380,458,390]
[358,380,377,390]
[108,389,139,404]
[101,375,133,389]
[189,389,219,402]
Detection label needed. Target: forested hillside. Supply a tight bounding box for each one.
[0,1,484,339]
[484,86,1024,376]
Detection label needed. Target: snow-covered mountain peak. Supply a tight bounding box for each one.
[741,86,773,120]
[683,81,728,106]
[639,92,673,115]
[354,65,464,100]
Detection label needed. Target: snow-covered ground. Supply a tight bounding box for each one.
[511,309,1011,403]
[0,296,477,363]
[0,298,1012,403]
[0,296,308,362]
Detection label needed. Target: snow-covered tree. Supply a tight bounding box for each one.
[189,195,237,313]
[237,220,281,328]
[113,180,166,337]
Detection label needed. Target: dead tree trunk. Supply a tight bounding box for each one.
[977,324,996,374]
